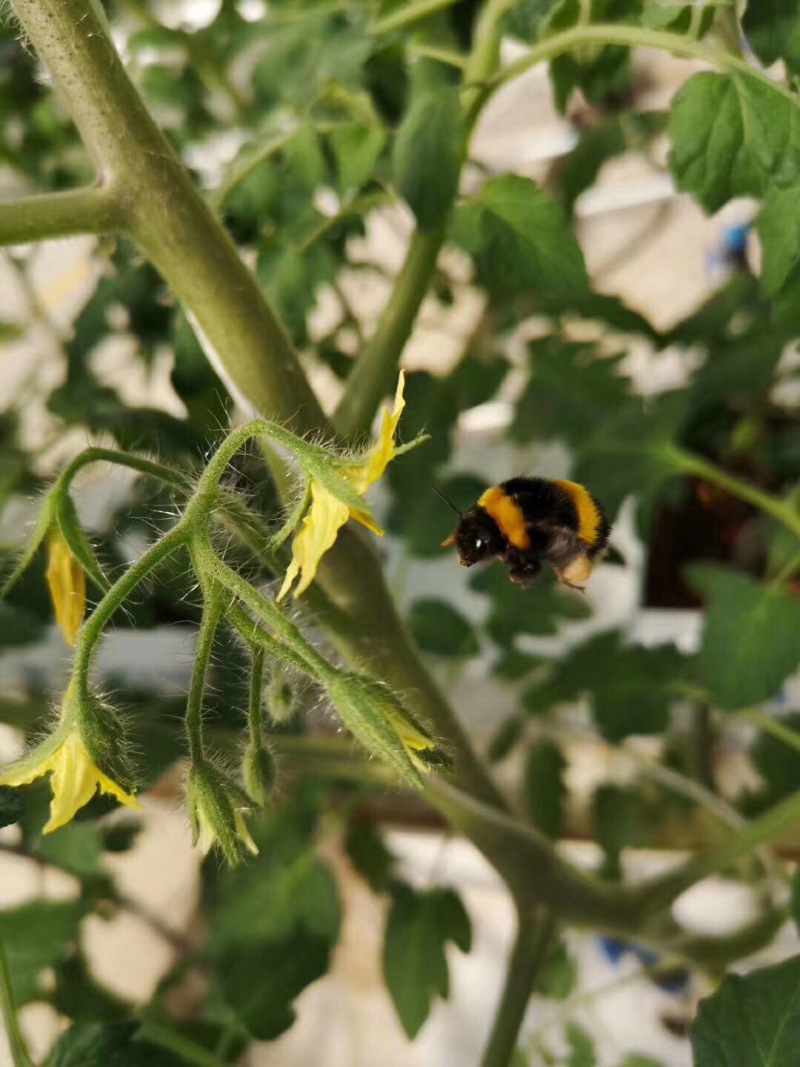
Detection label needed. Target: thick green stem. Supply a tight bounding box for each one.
[9,0,325,428]
[333,227,446,439]
[0,186,120,246]
[0,936,33,1067]
[480,912,555,1067]
[72,526,187,687]
[639,788,800,913]
[334,0,512,440]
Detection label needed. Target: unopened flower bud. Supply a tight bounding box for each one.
[243,741,277,807]
[46,530,86,646]
[186,760,258,866]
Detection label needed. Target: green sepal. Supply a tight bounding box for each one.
[325,672,426,789]
[243,742,277,807]
[186,759,255,867]
[54,493,111,594]
[0,494,55,597]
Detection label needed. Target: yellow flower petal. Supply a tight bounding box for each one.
[46,532,86,646]
[364,369,406,486]
[0,729,142,834]
[279,372,407,599]
[278,482,350,600]
[349,509,385,537]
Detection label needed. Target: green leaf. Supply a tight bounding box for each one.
[328,122,386,193]
[743,0,800,74]
[574,392,684,523]
[534,938,577,999]
[618,1057,664,1067]
[692,954,800,1066]
[523,631,690,741]
[215,932,333,1041]
[407,598,479,658]
[692,566,800,710]
[524,738,566,838]
[37,820,104,878]
[392,87,463,231]
[566,1022,596,1067]
[470,566,591,649]
[559,118,626,215]
[511,337,630,448]
[592,784,645,879]
[454,175,588,297]
[49,1021,184,1066]
[344,819,395,893]
[668,72,800,213]
[547,0,641,112]
[383,883,471,1038]
[0,900,84,1004]
[51,953,129,1025]
[746,712,800,813]
[0,787,23,828]
[210,846,341,949]
[757,186,800,297]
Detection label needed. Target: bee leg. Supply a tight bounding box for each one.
[504,548,542,587]
[553,552,593,591]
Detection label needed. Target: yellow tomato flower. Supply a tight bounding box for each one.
[46,530,86,646]
[0,723,142,834]
[278,372,406,600]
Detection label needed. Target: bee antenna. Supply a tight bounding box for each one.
[432,485,462,518]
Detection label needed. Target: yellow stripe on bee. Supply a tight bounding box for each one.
[552,479,602,548]
[478,486,531,550]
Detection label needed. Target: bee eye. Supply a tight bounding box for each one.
[475,538,483,548]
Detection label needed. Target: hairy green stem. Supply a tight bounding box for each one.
[9,0,325,428]
[197,542,331,678]
[479,912,555,1067]
[0,186,120,246]
[247,645,266,748]
[226,604,318,677]
[0,936,33,1067]
[185,586,226,762]
[57,447,193,494]
[72,526,187,687]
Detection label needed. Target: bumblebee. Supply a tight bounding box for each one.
[439,477,611,590]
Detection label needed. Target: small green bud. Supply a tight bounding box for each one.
[243,741,277,807]
[266,673,296,724]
